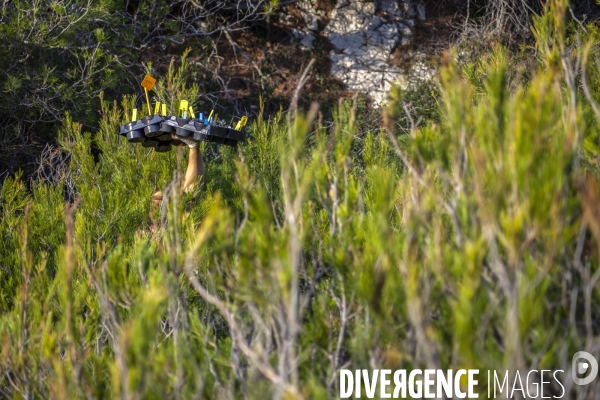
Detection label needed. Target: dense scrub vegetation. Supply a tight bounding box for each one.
[3,0,600,179]
[2,0,600,398]
[0,0,278,177]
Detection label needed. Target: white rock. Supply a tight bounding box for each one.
[323,0,411,105]
[406,55,436,90]
[290,0,320,49]
[300,33,316,49]
[291,28,316,50]
[298,0,320,32]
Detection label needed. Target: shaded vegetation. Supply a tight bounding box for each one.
[4,0,599,180]
[2,1,600,399]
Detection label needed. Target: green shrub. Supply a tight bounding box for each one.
[1,1,600,398]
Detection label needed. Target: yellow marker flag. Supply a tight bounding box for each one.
[154,101,160,115]
[141,75,156,115]
[132,108,138,122]
[141,75,156,91]
[161,103,167,116]
[179,100,189,117]
[188,106,195,119]
[207,110,214,122]
[235,116,248,130]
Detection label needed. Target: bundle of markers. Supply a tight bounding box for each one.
[119,75,248,152]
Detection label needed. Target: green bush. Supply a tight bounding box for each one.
[2,1,600,398]
[0,0,275,178]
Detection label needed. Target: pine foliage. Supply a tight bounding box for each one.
[2,2,600,398]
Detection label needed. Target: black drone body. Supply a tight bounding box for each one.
[119,76,248,152]
[119,111,248,152]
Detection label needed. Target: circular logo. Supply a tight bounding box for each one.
[572,351,599,385]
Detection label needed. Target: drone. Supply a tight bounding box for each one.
[119,75,248,152]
